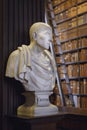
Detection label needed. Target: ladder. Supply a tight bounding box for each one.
[45,0,75,106]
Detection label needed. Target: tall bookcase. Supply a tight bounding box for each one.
[47,0,87,108]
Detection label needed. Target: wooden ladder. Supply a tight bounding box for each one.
[45,0,75,107]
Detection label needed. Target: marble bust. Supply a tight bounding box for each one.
[5,22,58,116]
[5,22,56,92]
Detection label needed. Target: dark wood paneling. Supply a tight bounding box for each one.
[0,1,3,130]
[7,108,87,130]
[0,0,45,130]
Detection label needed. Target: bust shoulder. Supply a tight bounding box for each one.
[5,49,20,78]
[9,49,19,58]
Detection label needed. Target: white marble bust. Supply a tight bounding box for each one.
[5,22,56,92]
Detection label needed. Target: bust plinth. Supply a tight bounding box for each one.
[17,91,58,116]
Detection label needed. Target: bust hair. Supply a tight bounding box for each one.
[29,22,52,40]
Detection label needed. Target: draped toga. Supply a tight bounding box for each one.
[5,45,56,91]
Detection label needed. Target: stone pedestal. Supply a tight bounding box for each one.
[17,91,58,117]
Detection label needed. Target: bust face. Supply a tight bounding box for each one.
[36,30,52,50]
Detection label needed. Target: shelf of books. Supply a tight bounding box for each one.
[50,0,87,108]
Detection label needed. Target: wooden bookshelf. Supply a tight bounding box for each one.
[48,0,87,108]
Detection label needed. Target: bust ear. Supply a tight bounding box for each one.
[32,32,37,40]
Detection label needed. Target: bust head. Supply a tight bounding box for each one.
[29,22,52,40]
[29,22,52,49]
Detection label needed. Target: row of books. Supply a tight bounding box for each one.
[79,64,87,77]
[67,64,79,77]
[58,24,87,42]
[80,97,87,108]
[64,52,79,62]
[52,0,65,7]
[56,53,79,63]
[54,2,87,22]
[52,0,85,9]
[62,79,87,94]
[51,94,73,106]
[52,94,87,108]
[57,13,87,32]
[52,79,87,107]
[61,80,77,94]
[61,38,87,51]
[53,0,77,14]
[64,49,87,62]
[58,65,78,78]
[73,96,87,108]
[58,64,87,78]
[70,80,80,94]
[56,50,87,63]
[54,38,87,54]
